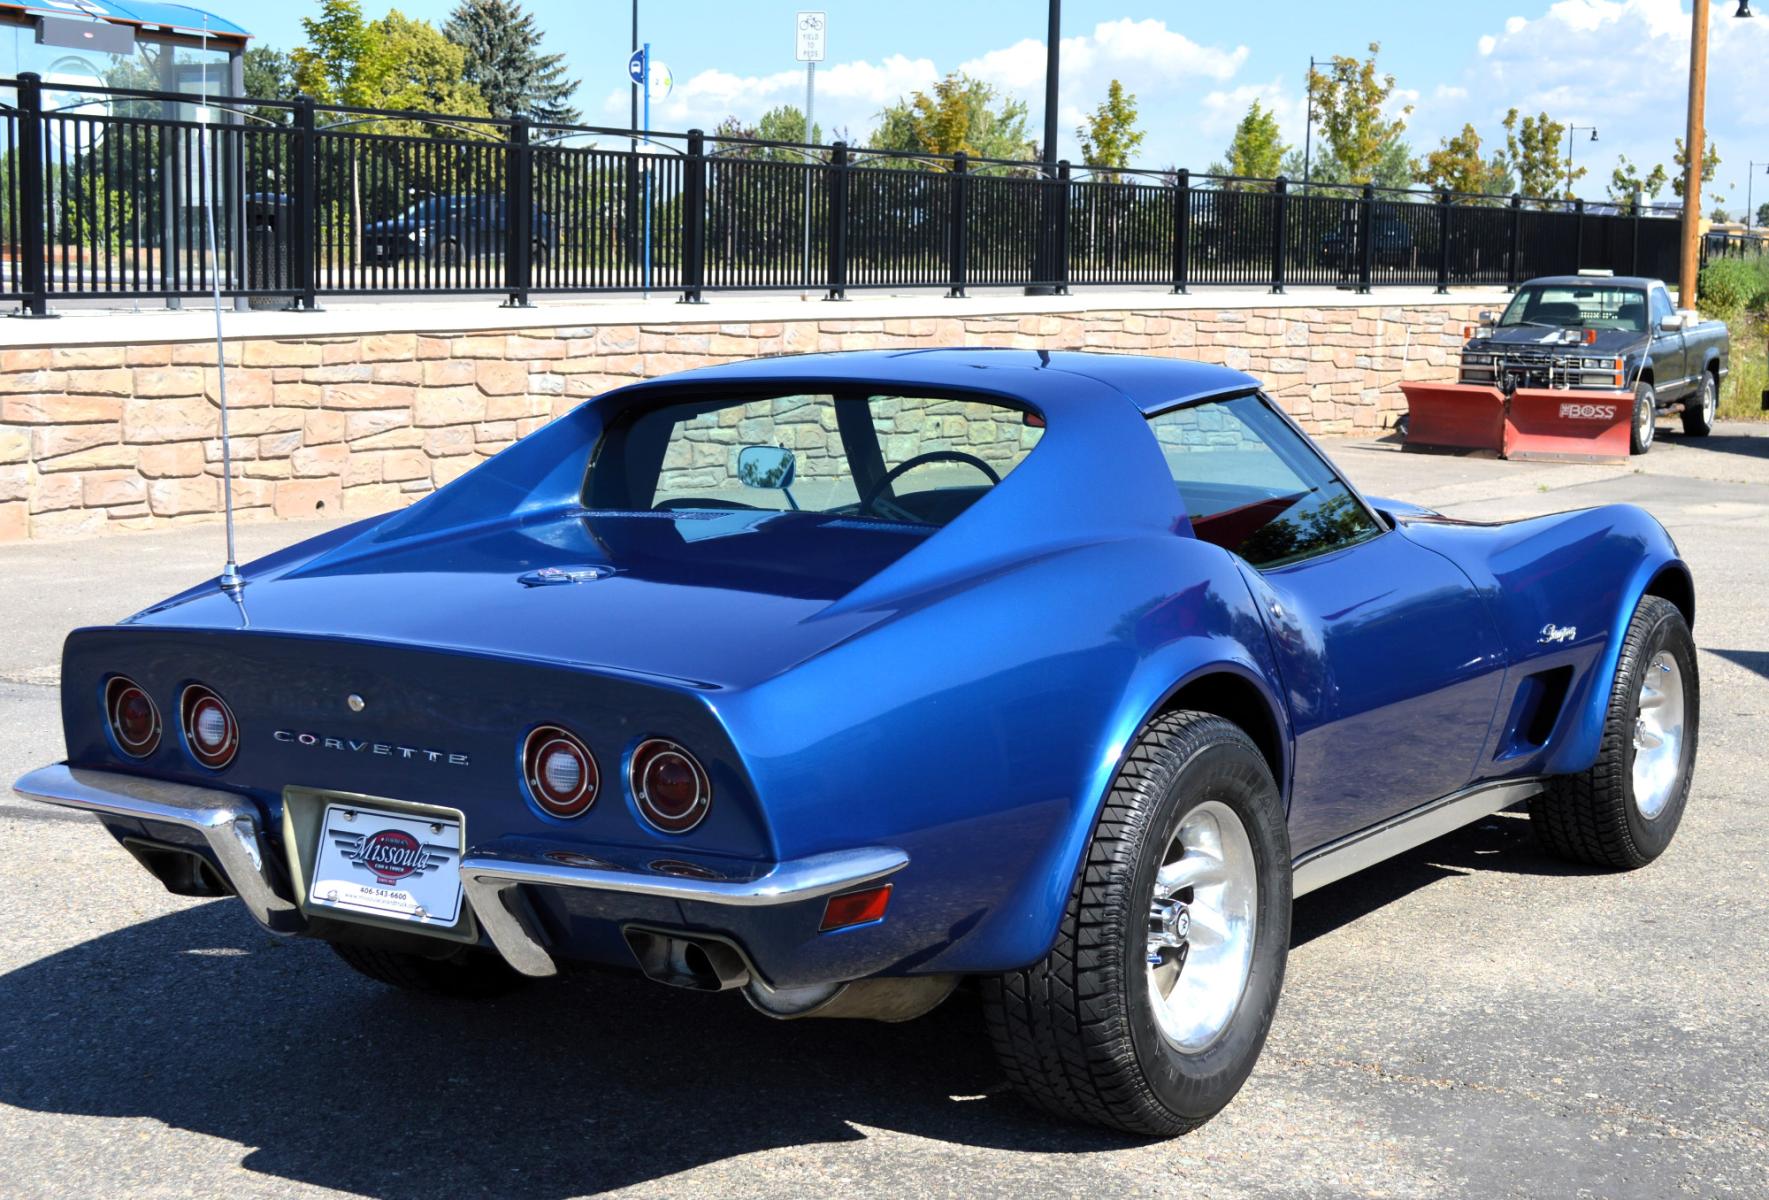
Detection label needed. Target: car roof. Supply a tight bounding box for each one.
[618,348,1261,416]
[1524,275,1661,290]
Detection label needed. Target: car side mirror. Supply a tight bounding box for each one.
[1477,310,1498,324]
[737,445,796,491]
[1658,314,1684,332]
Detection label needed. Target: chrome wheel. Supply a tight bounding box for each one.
[1636,392,1656,450]
[1700,376,1716,426]
[1146,800,1259,1052]
[1632,651,1686,820]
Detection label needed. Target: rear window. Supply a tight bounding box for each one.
[585,390,1043,527]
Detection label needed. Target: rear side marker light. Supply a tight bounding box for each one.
[630,739,711,834]
[105,676,161,758]
[180,685,238,770]
[820,884,892,932]
[524,725,599,818]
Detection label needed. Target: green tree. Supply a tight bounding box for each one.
[1307,43,1412,185]
[1607,154,1668,204]
[1076,79,1145,180]
[1414,123,1509,196]
[870,73,1034,166]
[1758,201,1769,226]
[358,12,489,123]
[1671,136,1721,199]
[443,0,581,124]
[292,0,374,105]
[1709,204,1732,223]
[1211,99,1286,185]
[1499,109,1574,201]
[713,106,823,161]
[244,46,299,106]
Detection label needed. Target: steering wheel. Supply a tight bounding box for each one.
[859,450,1001,521]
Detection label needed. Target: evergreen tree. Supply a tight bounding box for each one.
[443,0,582,124]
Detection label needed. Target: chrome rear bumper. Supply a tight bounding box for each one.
[13,763,909,979]
[13,764,299,929]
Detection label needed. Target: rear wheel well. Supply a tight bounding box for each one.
[1160,673,1285,791]
[1644,564,1695,630]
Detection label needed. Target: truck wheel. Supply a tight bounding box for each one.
[1681,371,1716,437]
[1530,596,1698,870]
[329,940,528,999]
[1630,383,1657,455]
[982,711,1290,1136]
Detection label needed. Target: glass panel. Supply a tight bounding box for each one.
[1148,394,1382,568]
[588,390,1044,528]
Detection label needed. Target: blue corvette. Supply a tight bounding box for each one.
[14,350,1699,1135]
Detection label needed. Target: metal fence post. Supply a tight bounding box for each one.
[503,116,534,307]
[9,73,51,318]
[1172,167,1190,295]
[826,141,849,300]
[1270,175,1288,294]
[1507,192,1523,291]
[1054,159,1071,295]
[1357,182,1377,294]
[1435,189,1452,294]
[1631,189,1643,276]
[1573,196,1586,272]
[947,150,968,298]
[681,128,706,303]
[291,95,319,311]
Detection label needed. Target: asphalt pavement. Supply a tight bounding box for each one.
[1,423,1765,1200]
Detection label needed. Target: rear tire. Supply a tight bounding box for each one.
[1630,382,1657,455]
[982,711,1290,1136]
[1529,596,1698,869]
[1681,371,1716,437]
[330,940,529,999]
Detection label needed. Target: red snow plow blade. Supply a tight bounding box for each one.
[1503,388,1633,462]
[1402,382,1632,463]
[1399,383,1507,452]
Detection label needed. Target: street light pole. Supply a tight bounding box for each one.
[1027,0,1061,295]
[1566,125,1597,198]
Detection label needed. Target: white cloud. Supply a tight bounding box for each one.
[1436,0,1769,207]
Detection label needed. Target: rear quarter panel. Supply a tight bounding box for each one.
[713,533,1287,976]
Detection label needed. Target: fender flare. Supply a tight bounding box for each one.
[1543,550,1693,776]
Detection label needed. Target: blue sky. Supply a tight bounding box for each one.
[221,0,1769,213]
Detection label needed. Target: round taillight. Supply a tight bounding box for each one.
[630,739,711,834]
[180,685,238,770]
[105,676,161,757]
[524,726,598,818]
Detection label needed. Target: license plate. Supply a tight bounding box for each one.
[308,803,464,927]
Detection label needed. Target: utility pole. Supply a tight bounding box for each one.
[1678,0,1714,307]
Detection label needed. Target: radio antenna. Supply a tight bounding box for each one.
[198,17,243,594]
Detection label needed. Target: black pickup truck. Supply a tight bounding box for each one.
[1458,273,1730,453]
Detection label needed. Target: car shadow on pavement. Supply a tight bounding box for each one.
[1709,647,1769,683]
[0,904,1137,1198]
[1291,810,1604,948]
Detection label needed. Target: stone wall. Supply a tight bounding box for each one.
[0,297,1485,543]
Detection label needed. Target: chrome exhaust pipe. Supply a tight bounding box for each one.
[623,928,751,992]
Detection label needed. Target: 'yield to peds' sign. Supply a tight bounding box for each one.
[796,11,825,62]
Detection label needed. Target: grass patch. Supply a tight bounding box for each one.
[1719,314,1765,422]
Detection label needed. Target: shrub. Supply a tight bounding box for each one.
[1699,256,1769,320]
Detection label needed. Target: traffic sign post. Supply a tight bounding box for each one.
[797,13,825,291]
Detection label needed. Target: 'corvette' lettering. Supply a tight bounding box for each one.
[273,729,469,767]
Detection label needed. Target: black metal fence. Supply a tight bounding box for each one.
[0,73,1688,315]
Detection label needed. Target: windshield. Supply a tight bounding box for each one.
[1498,285,1647,333]
[586,389,1044,527]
